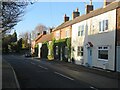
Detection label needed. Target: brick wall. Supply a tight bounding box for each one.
[61,26,72,39]
[53,26,72,40]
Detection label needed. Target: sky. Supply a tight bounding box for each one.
[14,1,103,38]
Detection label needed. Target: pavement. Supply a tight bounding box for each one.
[2,59,20,89]
[36,58,120,80]
[39,58,120,80]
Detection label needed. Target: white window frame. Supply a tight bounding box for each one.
[78,26,81,36]
[56,46,59,55]
[78,25,84,36]
[77,46,84,56]
[99,20,108,33]
[98,46,109,61]
[81,25,84,36]
[65,46,68,58]
[56,31,60,37]
[65,30,70,38]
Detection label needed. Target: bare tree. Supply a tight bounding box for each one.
[31,24,48,40]
[1,1,32,34]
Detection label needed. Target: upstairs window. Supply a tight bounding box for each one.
[99,20,108,32]
[56,31,60,37]
[65,30,70,38]
[99,22,101,32]
[81,25,84,36]
[104,20,108,30]
[78,25,84,36]
[78,26,81,36]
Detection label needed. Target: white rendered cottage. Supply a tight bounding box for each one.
[71,1,120,71]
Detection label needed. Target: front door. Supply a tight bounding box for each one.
[88,48,92,66]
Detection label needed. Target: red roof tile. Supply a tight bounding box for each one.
[35,33,53,44]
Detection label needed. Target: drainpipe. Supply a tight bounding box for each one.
[114,8,118,72]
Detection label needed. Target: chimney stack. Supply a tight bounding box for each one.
[85,0,93,14]
[72,8,80,20]
[64,14,69,22]
[103,0,115,7]
[49,28,53,33]
[37,33,40,36]
[86,5,93,14]
[42,31,46,35]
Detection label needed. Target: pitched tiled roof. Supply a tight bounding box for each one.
[70,1,120,24]
[35,34,43,42]
[54,20,72,31]
[53,1,120,31]
[35,33,53,44]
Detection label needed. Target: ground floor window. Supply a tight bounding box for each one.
[77,46,83,56]
[65,46,68,58]
[98,46,108,60]
[56,46,58,55]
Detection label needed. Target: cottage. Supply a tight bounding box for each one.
[71,0,120,71]
[35,31,53,59]
[52,8,80,62]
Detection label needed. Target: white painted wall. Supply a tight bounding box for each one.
[71,9,116,70]
[72,20,87,65]
[38,43,42,58]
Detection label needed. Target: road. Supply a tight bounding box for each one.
[3,54,96,89]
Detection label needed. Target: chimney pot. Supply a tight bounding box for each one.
[64,14,67,17]
[64,14,69,22]
[90,0,92,5]
[76,8,79,12]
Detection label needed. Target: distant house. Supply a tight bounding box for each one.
[71,0,120,71]
[35,31,53,58]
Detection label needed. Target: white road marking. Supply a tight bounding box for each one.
[31,62,35,65]
[90,86,98,90]
[54,72,74,81]
[38,65,48,70]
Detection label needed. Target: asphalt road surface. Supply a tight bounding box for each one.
[3,54,96,89]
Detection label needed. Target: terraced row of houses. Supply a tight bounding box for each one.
[31,0,120,72]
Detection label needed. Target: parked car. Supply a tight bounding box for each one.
[24,53,32,57]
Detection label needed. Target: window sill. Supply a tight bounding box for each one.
[98,59,108,62]
[98,30,108,34]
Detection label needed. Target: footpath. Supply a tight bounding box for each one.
[2,60,20,89]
